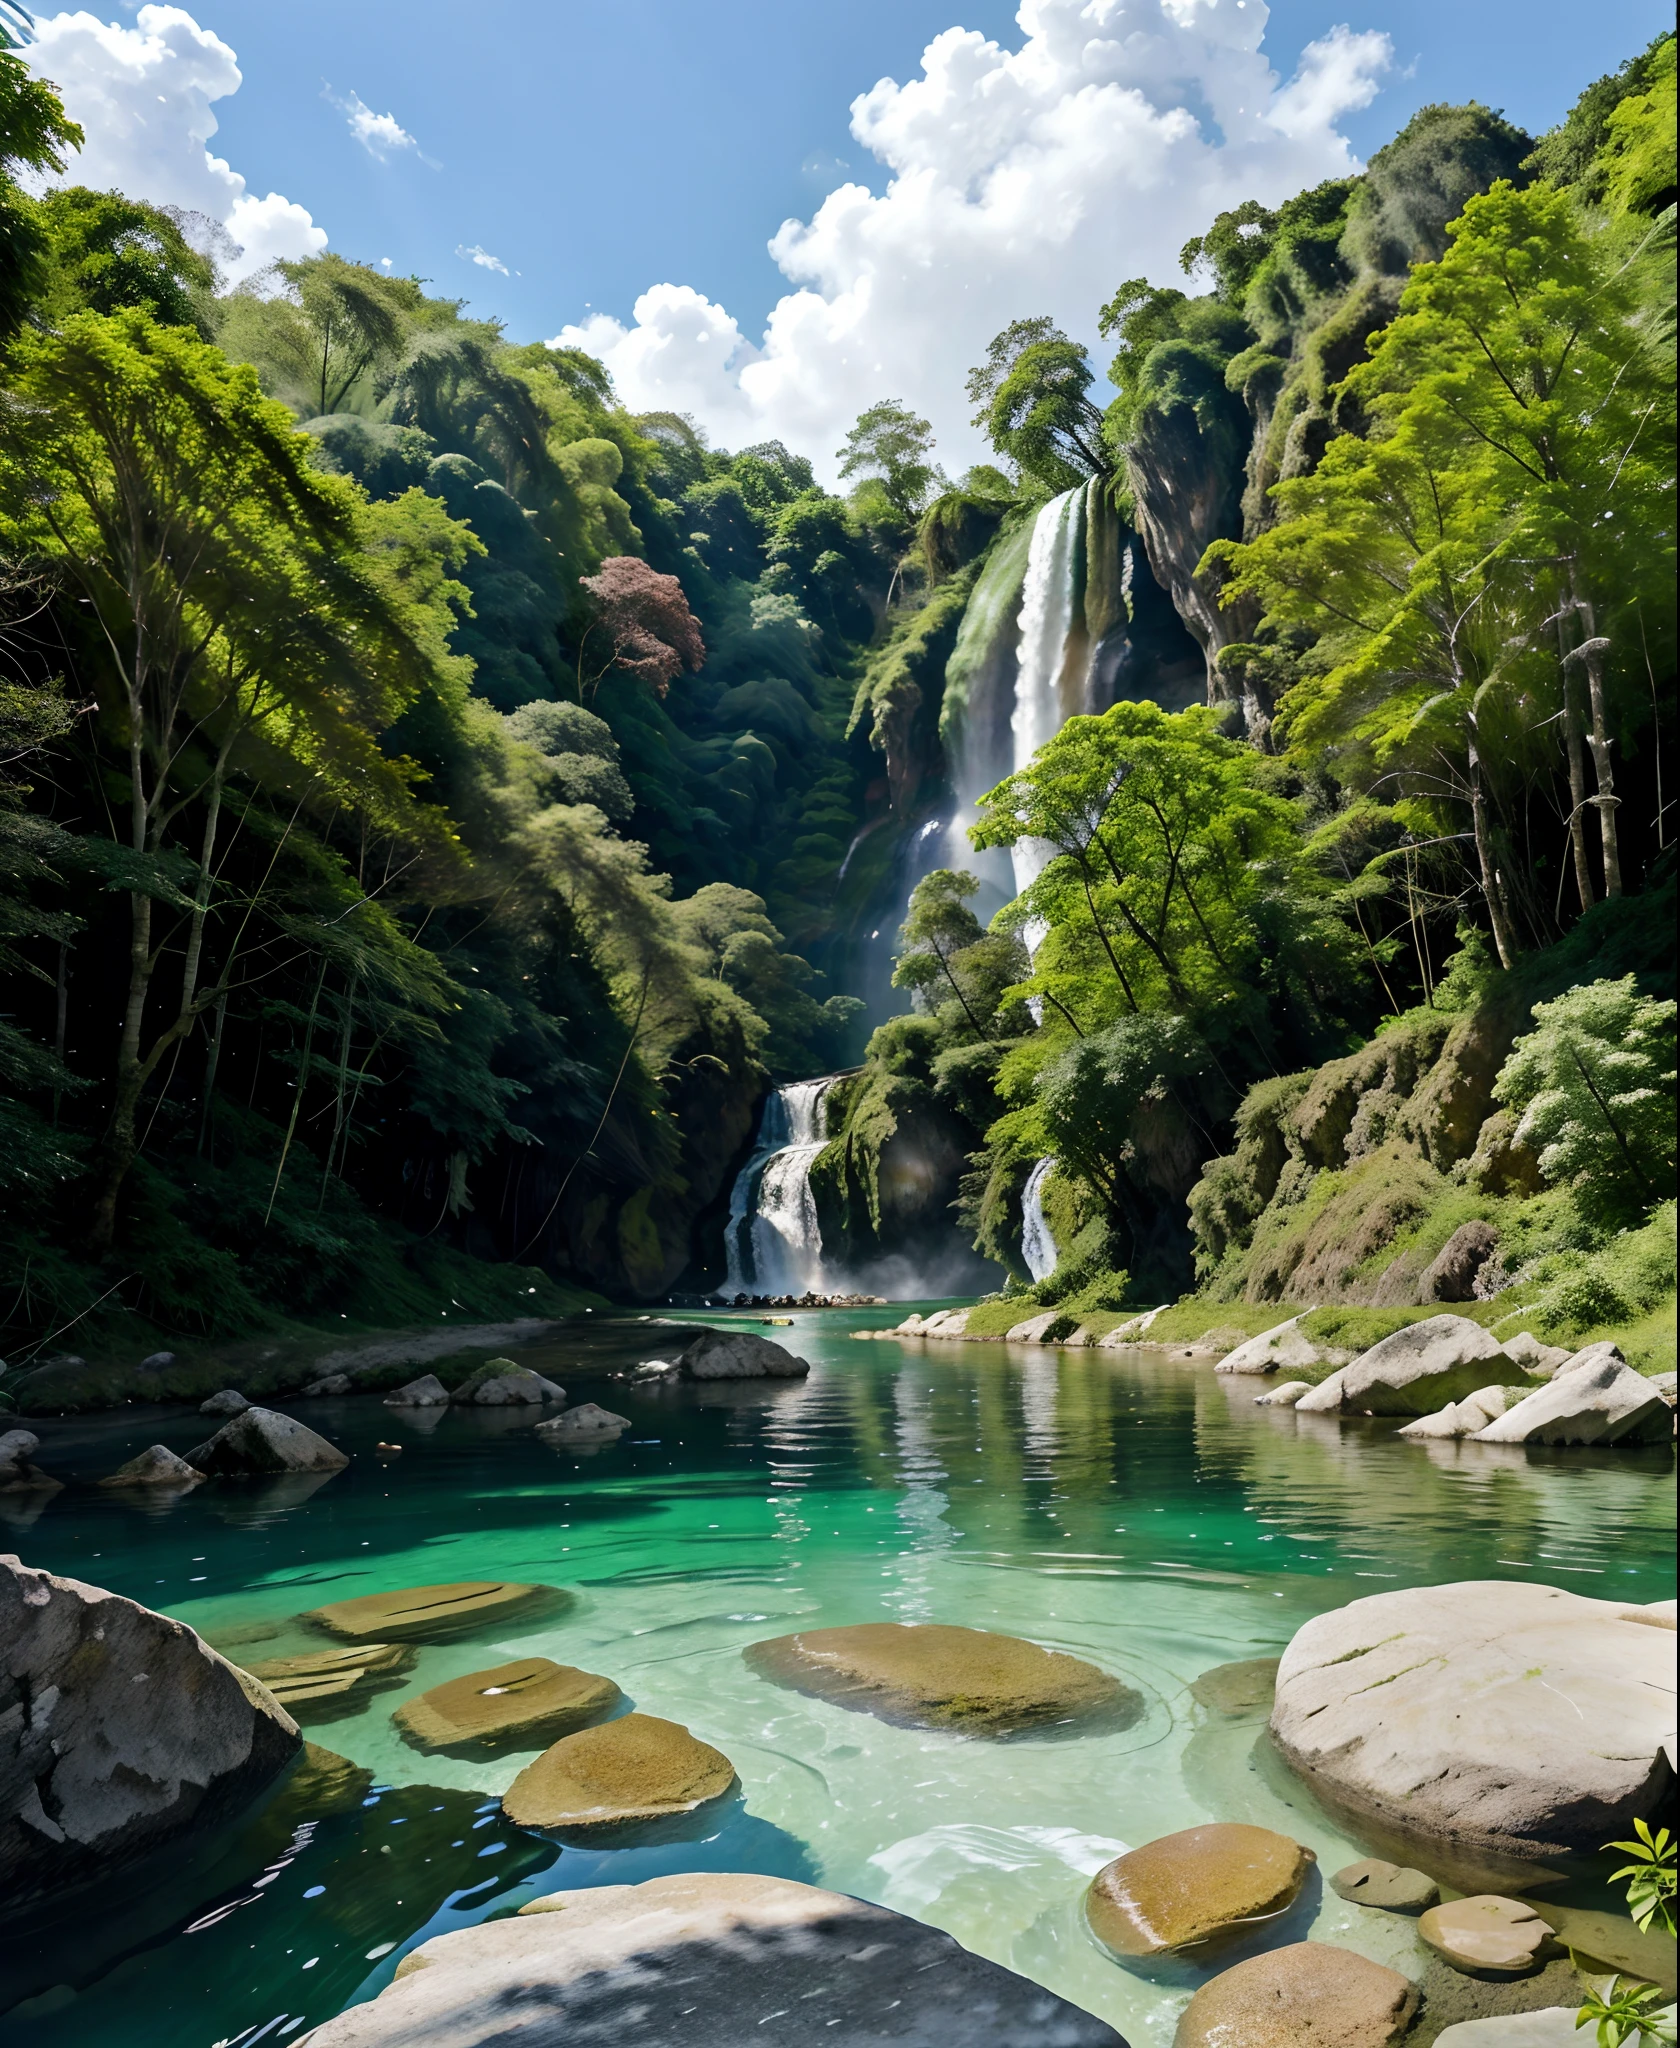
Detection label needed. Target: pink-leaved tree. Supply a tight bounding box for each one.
[575,556,704,704]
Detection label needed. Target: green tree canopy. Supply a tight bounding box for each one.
[837,400,942,523]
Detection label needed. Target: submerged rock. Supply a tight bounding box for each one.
[1216,1315,1327,1375]
[1330,1858,1439,1912]
[186,1406,349,1475]
[305,1579,565,1643]
[1189,1658,1280,1714]
[0,1554,300,1912]
[450,1359,565,1406]
[678,1329,809,1379]
[1254,1380,1313,1407]
[394,1657,620,1754]
[501,1712,735,1833]
[1174,1942,1417,2047]
[744,1621,1131,1737]
[1271,1581,1674,1865]
[1419,1896,1555,1975]
[199,1389,250,1417]
[535,1402,630,1442]
[300,1871,1127,2046]
[244,1642,414,1716]
[97,1445,204,1489]
[1472,1349,1671,1446]
[384,1373,449,1406]
[1296,1315,1525,1416]
[0,1429,59,1493]
[1399,1384,1528,1438]
[1085,1822,1312,1956]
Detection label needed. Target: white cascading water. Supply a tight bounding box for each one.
[1007,487,1085,900]
[723,1077,834,1294]
[1020,1156,1058,1281]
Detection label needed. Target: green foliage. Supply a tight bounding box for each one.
[32,186,215,330]
[1340,102,1532,275]
[837,400,942,524]
[1607,1820,1678,1938]
[1494,979,1677,1223]
[977,333,1107,492]
[1525,30,1676,203]
[0,19,82,338]
[1574,1974,1677,2048]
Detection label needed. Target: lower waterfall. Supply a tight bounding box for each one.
[722,1076,837,1295]
[1020,1156,1059,1282]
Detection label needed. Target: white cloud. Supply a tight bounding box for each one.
[25,6,324,280]
[552,0,1389,478]
[457,243,508,275]
[331,86,420,160]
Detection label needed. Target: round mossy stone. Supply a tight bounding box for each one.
[1085,1822,1313,1957]
[501,1712,735,1834]
[303,1580,567,1643]
[394,1658,621,1754]
[744,1622,1132,1736]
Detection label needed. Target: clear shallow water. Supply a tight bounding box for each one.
[3,1308,1672,2046]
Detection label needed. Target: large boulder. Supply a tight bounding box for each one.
[299,1871,1127,2046]
[394,1657,620,1755]
[1085,1823,1312,1956]
[1420,1220,1501,1301]
[678,1329,809,1380]
[450,1360,565,1406]
[1174,1942,1417,2047]
[0,1554,301,1912]
[745,1621,1132,1736]
[305,1579,565,1644]
[501,1712,735,1834]
[1270,1582,1675,1866]
[185,1407,349,1475]
[1215,1315,1328,1375]
[1295,1315,1525,1416]
[1473,1348,1672,1446]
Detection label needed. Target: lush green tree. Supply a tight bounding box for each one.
[837,400,942,524]
[219,252,414,418]
[32,187,215,330]
[977,336,1106,491]
[1494,976,1677,1223]
[0,14,82,337]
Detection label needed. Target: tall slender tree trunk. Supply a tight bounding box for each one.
[1466,724,1520,969]
[91,671,155,1254]
[1561,662,1596,911]
[1575,637,1622,898]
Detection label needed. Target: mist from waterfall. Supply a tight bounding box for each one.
[723,1076,835,1295]
[1020,1156,1059,1282]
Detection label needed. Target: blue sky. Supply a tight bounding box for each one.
[28,0,1674,470]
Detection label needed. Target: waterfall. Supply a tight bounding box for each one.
[1009,488,1086,899]
[723,1077,836,1295]
[1020,1156,1058,1281]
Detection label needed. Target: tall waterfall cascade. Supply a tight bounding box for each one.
[1008,489,1086,899]
[1020,1157,1059,1282]
[723,1077,838,1295]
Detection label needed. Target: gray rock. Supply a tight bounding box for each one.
[1649,1370,1678,1407]
[1254,1380,1314,1407]
[186,1407,350,1476]
[0,1428,40,1470]
[678,1330,809,1380]
[138,1351,176,1370]
[1271,1581,1675,1865]
[1330,1858,1439,1912]
[384,1374,449,1407]
[1501,1331,1574,1378]
[1472,1353,1671,1446]
[1421,1220,1501,1302]
[199,1389,250,1418]
[97,1445,204,1489]
[298,1871,1126,2046]
[451,1362,565,1406]
[302,1373,353,1397]
[1217,1314,1325,1375]
[1296,1315,1523,1416]
[535,1403,630,1442]
[1432,2015,1585,2048]
[0,1554,300,1912]
[1004,1309,1068,1344]
[0,1429,58,1493]
[1399,1385,1528,1439]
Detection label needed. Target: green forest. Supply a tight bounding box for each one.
[0,21,1674,1381]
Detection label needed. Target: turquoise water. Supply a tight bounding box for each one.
[3,1308,1673,2046]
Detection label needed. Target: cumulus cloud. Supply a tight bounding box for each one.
[457,242,508,275]
[329,86,422,161]
[24,5,325,281]
[552,0,1390,477]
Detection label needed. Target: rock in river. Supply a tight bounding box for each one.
[1216,1315,1329,1375]
[1271,1581,1675,1866]
[535,1402,630,1443]
[97,1444,204,1489]
[199,1388,250,1417]
[1085,1822,1313,1956]
[1189,1658,1279,1714]
[395,1657,620,1754]
[185,1406,349,1475]
[0,1553,300,1912]
[1330,1858,1439,1912]
[300,1870,1127,2046]
[1174,1942,1417,2047]
[384,1373,449,1407]
[1431,2016,1585,2047]
[450,1359,565,1405]
[745,1621,1131,1736]
[1419,1896,1556,1974]
[502,1712,735,1834]
[1295,1315,1525,1416]
[244,1642,413,1716]
[0,1429,60,1493]
[1472,1346,1672,1446]
[679,1328,809,1379]
[305,1579,565,1643]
